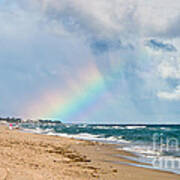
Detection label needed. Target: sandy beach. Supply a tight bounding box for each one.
[0,126,179,180]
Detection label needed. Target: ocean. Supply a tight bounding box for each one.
[20,123,180,174]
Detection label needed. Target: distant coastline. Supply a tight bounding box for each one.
[0,117,62,124]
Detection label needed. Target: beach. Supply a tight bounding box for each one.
[0,126,179,180]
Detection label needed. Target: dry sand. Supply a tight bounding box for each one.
[0,126,179,180]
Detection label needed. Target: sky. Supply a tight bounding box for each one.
[0,0,180,124]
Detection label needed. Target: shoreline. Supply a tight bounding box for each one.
[21,126,180,175]
[0,126,179,179]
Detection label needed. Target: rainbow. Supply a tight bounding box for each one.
[23,62,107,122]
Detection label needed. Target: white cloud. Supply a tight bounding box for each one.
[158,56,180,79]
[137,0,180,35]
[43,0,180,38]
[157,86,180,100]
[2,0,180,41]
[44,0,137,32]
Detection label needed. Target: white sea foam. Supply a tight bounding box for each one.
[125,126,147,129]
[160,127,171,131]
[120,145,160,157]
[25,128,130,144]
[92,126,125,130]
[22,127,54,135]
[119,145,180,174]
[113,126,126,129]
[92,126,111,130]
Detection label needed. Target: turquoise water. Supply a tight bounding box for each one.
[21,123,180,144]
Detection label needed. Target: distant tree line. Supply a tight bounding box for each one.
[38,120,62,124]
[0,117,62,124]
[0,117,22,123]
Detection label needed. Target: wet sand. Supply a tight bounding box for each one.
[0,126,179,180]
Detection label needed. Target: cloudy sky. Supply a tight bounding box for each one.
[0,0,180,124]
